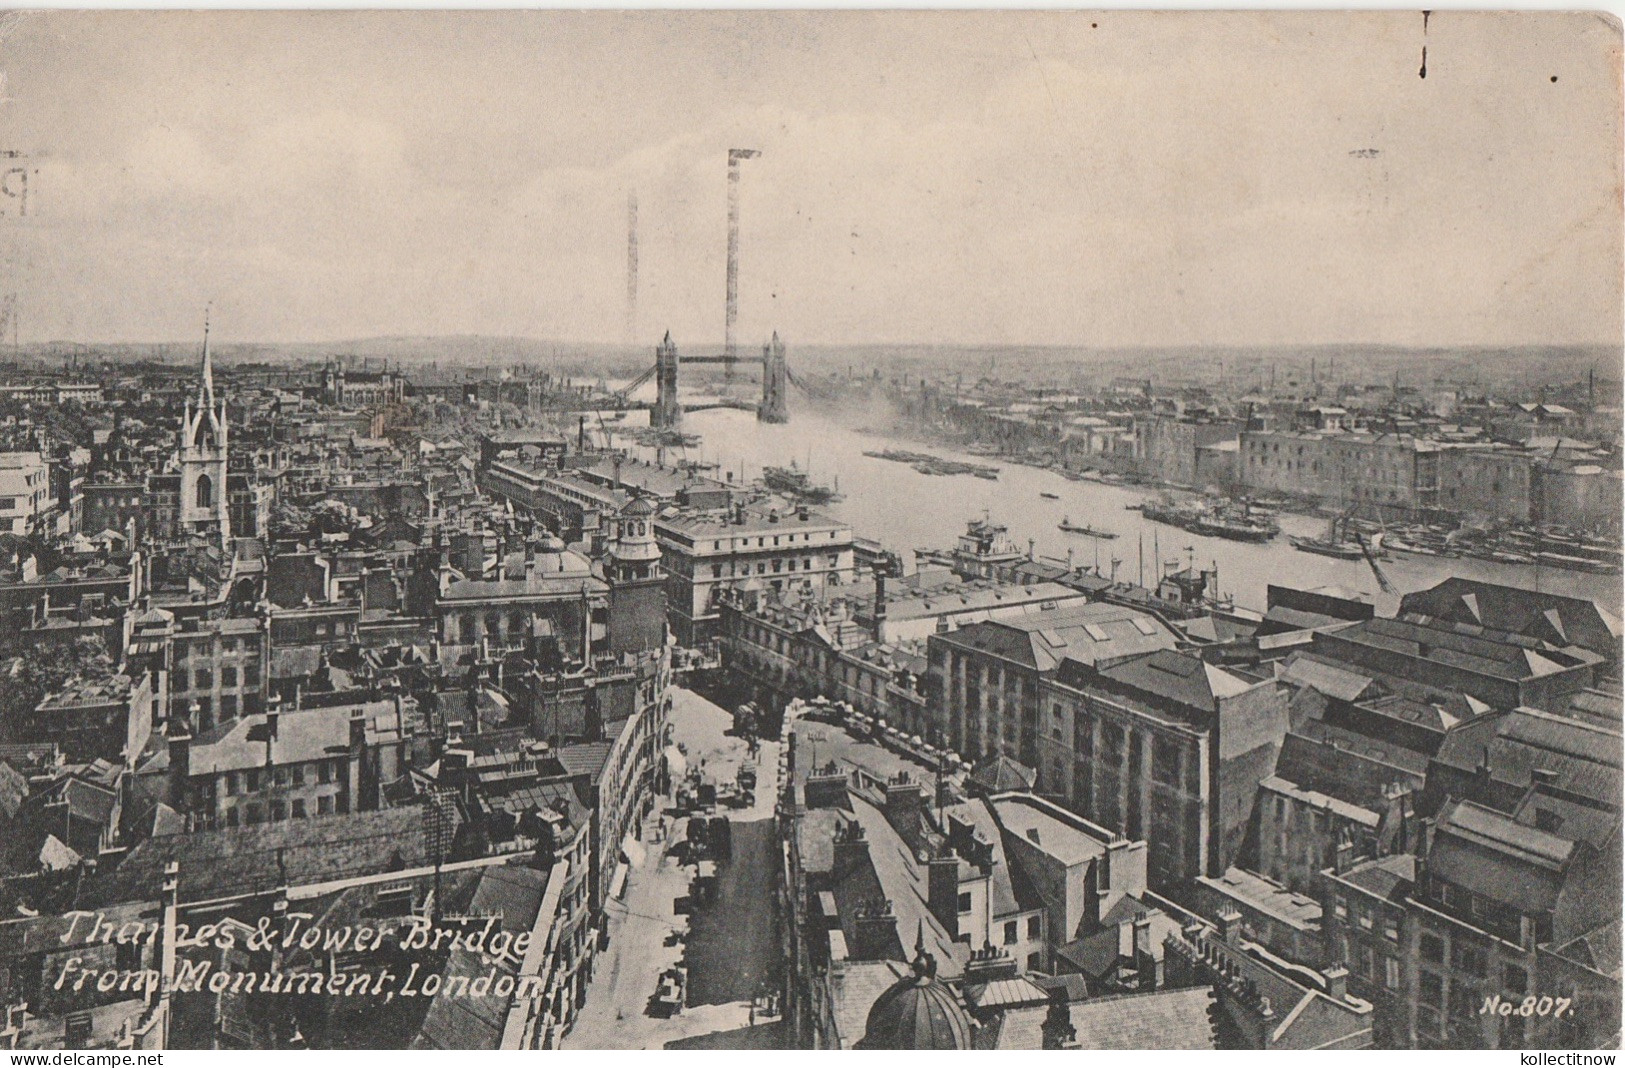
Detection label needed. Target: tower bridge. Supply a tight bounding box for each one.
[629,330,790,428]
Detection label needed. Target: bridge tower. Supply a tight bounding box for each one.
[758,331,789,424]
[652,331,683,429]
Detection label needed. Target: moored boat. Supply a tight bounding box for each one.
[1059,517,1118,538]
[1288,535,1365,560]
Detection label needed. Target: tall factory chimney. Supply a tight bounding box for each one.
[725,148,761,381]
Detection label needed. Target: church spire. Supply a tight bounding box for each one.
[197,304,216,411]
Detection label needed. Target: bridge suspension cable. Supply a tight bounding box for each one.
[612,362,658,403]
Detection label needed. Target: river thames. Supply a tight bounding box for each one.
[620,403,1617,617]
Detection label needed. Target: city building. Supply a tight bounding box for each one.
[1038,648,1288,891]
[1239,430,1441,519]
[656,502,855,645]
[321,361,407,409]
[0,452,49,535]
[927,601,1180,770]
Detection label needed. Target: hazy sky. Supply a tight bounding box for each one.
[0,10,1618,347]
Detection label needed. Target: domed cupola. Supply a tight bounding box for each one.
[611,493,662,569]
[857,926,975,1050]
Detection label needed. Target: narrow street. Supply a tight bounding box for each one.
[562,687,784,1050]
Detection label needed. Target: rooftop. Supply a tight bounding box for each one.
[988,792,1114,866]
[938,601,1176,672]
[657,504,850,539]
[1199,867,1322,930]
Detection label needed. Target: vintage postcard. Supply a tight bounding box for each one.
[0,10,1615,1053]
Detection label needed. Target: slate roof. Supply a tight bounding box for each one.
[413,864,551,1050]
[1432,707,1622,826]
[1428,799,1574,913]
[438,566,602,601]
[989,793,1111,867]
[1278,653,1378,703]
[845,794,970,978]
[936,602,1177,672]
[1546,919,1622,978]
[1399,578,1622,661]
[1200,867,1322,930]
[988,987,1218,1050]
[188,699,410,776]
[939,797,1038,917]
[554,742,612,785]
[967,753,1036,794]
[1184,930,1372,1049]
[1326,616,1600,683]
[1097,649,1256,713]
[1337,853,1416,903]
[964,975,1050,1011]
[82,802,460,907]
[831,960,910,1049]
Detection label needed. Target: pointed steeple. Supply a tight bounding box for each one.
[198,305,217,411]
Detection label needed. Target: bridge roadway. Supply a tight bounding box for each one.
[538,397,756,414]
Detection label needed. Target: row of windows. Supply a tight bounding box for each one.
[1339,934,1403,990]
[221,759,345,795]
[706,530,843,551]
[1331,894,1401,942]
[1000,916,1043,945]
[185,692,264,723]
[709,556,835,579]
[223,793,338,826]
[175,635,258,660]
[180,663,262,691]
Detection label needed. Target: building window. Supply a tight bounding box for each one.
[1452,941,1486,978]
[318,794,334,815]
[245,661,260,686]
[1003,921,1018,945]
[1152,735,1180,786]
[1383,915,1399,942]
[1027,916,1041,939]
[196,474,213,508]
[1419,969,1443,1008]
[1385,956,1401,990]
[270,800,287,821]
[195,668,213,690]
[958,892,972,913]
[291,799,306,819]
[1027,952,1043,972]
[1421,933,1444,963]
[222,666,237,687]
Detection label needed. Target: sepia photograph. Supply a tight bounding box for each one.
[0,8,1615,1053]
